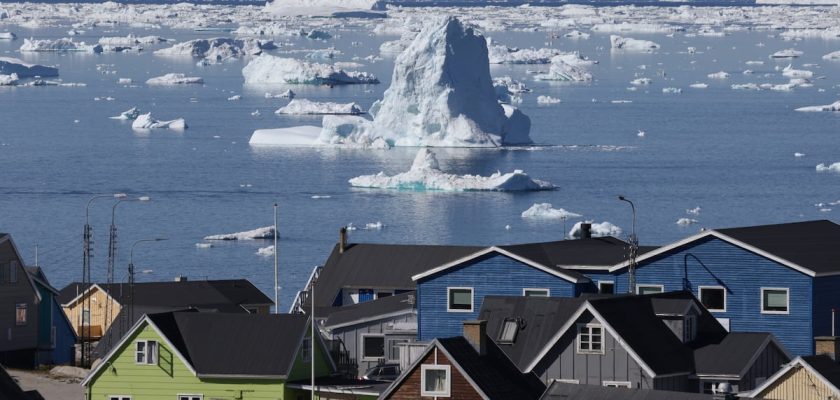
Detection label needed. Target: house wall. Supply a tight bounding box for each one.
[811,275,840,338]
[738,342,790,392]
[752,363,840,400]
[51,299,76,365]
[64,287,121,339]
[0,238,39,362]
[383,346,482,400]
[417,253,579,340]
[612,237,814,356]
[328,312,417,378]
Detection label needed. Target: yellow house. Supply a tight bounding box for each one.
[750,352,840,399]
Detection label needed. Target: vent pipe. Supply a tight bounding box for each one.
[339,227,347,254]
[580,223,592,239]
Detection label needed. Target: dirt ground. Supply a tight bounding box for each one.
[8,368,85,400]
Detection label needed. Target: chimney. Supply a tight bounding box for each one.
[174,275,187,282]
[815,336,840,361]
[463,320,487,356]
[339,227,347,254]
[580,223,592,239]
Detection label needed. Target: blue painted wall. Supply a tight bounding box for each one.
[50,299,76,365]
[417,253,579,340]
[609,236,814,356]
[812,275,840,338]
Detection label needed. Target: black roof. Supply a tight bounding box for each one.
[802,355,840,389]
[716,220,840,274]
[58,279,272,308]
[323,291,416,328]
[693,332,780,376]
[541,380,714,400]
[500,237,657,268]
[146,311,312,377]
[0,367,44,400]
[437,337,546,400]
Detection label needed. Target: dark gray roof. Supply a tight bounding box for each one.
[58,279,272,308]
[651,297,695,316]
[479,296,586,371]
[501,237,658,268]
[693,332,781,376]
[716,220,840,274]
[802,354,840,389]
[437,337,545,400]
[147,311,312,377]
[541,381,715,400]
[323,291,415,328]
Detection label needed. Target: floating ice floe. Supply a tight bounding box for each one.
[707,71,730,79]
[796,101,840,112]
[521,203,581,219]
[593,22,677,34]
[782,64,813,78]
[266,89,295,99]
[795,152,805,157]
[256,245,274,256]
[155,38,274,62]
[631,78,652,85]
[99,35,168,46]
[676,218,699,226]
[771,49,803,58]
[564,30,590,39]
[568,221,621,238]
[275,99,364,115]
[816,163,840,173]
[110,107,140,120]
[195,243,213,249]
[263,0,385,18]
[227,95,241,101]
[364,222,384,230]
[537,96,561,105]
[687,207,701,215]
[118,78,132,84]
[0,32,16,40]
[0,73,18,85]
[146,73,204,85]
[349,148,554,192]
[823,51,840,61]
[204,226,275,240]
[732,83,761,91]
[131,113,187,130]
[20,38,102,53]
[689,83,709,89]
[0,57,58,78]
[242,55,379,85]
[610,35,660,52]
[487,42,561,64]
[533,55,593,82]
[662,87,682,94]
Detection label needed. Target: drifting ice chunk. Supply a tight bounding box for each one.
[707,71,730,79]
[690,83,708,89]
[564,30,590,39]
[0,73,17,85]
[0,32,15,40]
[155,38,272,62]
[205,226,275,240]
[276,99,364,115]
[146,73,204,85]
[349,148,554,191]
[487,43,560,64]
[132,113,187,130]
[20,38,102,53]
[110,107,140,120]
[771,49,803,58]
[195,243,214,249]
[0,57,58,78]
[99,35,167,46]
[249,126,323,146]
[263,0,385,18]
[823,51,840,61]
[242,55,378,85]
[568,221,622,238]
[257,245,275,256]
[816,163,840,173]
[537,96,561,105]
[796,101,840,112]
[676,218,698,226]
[521,203,581,219]
[610,35,659,52]
[631,78,652,85]
[662,87,682,94]
[782,64,813,78]
[533,55,593,81]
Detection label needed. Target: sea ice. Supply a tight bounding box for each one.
[537,96,561,105]
[521,203,581,219]
[689,83,709,89]
[256,245,275,256]
[823,51,840,61]
[242,55,379,85]
[348,148,554,191]
[816,163,840,173]
[0,32,16,40]
[796,101,840,112]
[662,87,682,94]
[782,64,813,78]
[263,0,385,18]
[771,49,803,58]
[610,35,660,52]
[631,78,652,85]
[707,71,730,79]
[568,221,622,238]
[195,243,214,249]
[110,107,140,120]
[155,38,273,62]
[533,55,593,81]
[20,38,102,53]
[0,57,58,78]
[275,99,364,115]
[676,218,699,226]
[131,113,187,130]
[146,73,204,85]
[204,226,275,240]
[0,73,18,86]
[487,43,560,64]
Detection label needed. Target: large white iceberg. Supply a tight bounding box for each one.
[0,57,58,78]
[204,226,275,240]
[610,35,660,52]
[276,99,364,115]
[242,55,378,85]
[521,203,581,219]
[568,221,622,238]
[263,0,385,18]
[534,55,593,81]
[155,38,273,62]
[0,73,18,86]
[348,149,554,192]
[796,101,840,112]
[20,38,102,53]
[823,51,840,61]
[99,35,167,46]
[146,73,204,85]
[132,113,187,130]
[816,163,840,173]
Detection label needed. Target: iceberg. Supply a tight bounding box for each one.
[204,226,275,240]
[796,101,840,112]
[99,35,167,46]
[533,55,593,82]
[537,96,561,105]
[676,218,699,226]
[771,49,803,58]
[110,107,140,120]
[487,43,560,64]
[823,51,840,61]
[521,203,581,220]
[250,126,324,147]
[20,38,102,53]
[242,55,378,85]
[707,71,730,79]
[610,36,660,52]
[816,163,840,173]
[631,78,652,85]
[275,99,364,115]
[0,32,15,40]
[782,64,813,78]
[349,148,554,192]
[0,73,18,86]
[131,113,187,130]
[146,73,204,85]
[256,245,275,256]
[263,0,385,18]
[568,221,622,238]
[155,38,273,62]
[0,57,58,78]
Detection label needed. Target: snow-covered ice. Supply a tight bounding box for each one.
[707,71,730,79]
[771,49,803,58]
[263,0,385,18]
[242,55,379,85]
[256,245,275,256]
[816,163,840,173]
[275,99,364,115]
[20,38,102,53]
[0,57,58,78]
[0,73,18,86]
[204,226,275,240]
[610,35,660,52]
[110,107,140,120]
[155,38,273,62]
[146,73,204,85]
[568,221,622,238]
[676,218,699,226]
[533,55,593,82]
[0,32,16,40]
[521,203,581,219]
[537,96,561,105]
[782,64,813,78]
[823,51,840,61]
[131,113,187,130]
[796,101,840,112]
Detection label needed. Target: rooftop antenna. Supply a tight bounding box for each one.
[618,195,638,295]
[311,282,316,400]
[274,203,280,314]
[34,244,38,267]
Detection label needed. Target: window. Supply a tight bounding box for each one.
[636,285,664,295]
[684,315,696,342]
[376,291,393,299]
[523,288,550,297]
[108,396,131,400]
[301,337,311,362]
[387,338,408,361]
[577,324,604,354]
[361,335,385,360]
[178,395,203,400]
[135,340,158,365]
[421,365,451,397]
[603,381,632,388]
[598,281,615,294]
[9,261,17,283]
[447,287,473,312]
[761,288,789,314]
[15,304,27,326]
[498,318,519,344]
[80,310,91,325]
[358,289,374,303]
[699,286,726,312]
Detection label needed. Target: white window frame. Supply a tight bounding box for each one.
[420,364,451,397]
[698,286,727,312]
[523,288,550,297]
[108,396,131,400]
[636,284,664,295]
[576,323,605,355]
[360,334,385,361]
[135,340,159,365]
[177,395,203,400]
[603,381,632,388]
[301,337,311,362]
[446,287,474,313]
[15,303,27,326]
[761,287,790,315]
[598,281,615,294]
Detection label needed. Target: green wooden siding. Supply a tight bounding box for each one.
[88,321,333,400]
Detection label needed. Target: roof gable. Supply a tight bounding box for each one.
[750,355,840,398]
[59,279,272,308]
[693,332,791,377]
[411,246,586,283]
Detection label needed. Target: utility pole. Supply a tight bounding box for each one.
[311,283,315,400]
[618,195,638,295]
[274,203,279,314]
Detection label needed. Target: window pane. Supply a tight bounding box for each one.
[638,286,662,295]
[524,289,548,297]
[764,290,788,311]
[499,320,518,343]
[599,283,615,294]
[363,336,384,358]
[701,288,725,310]
[449,289,472,310]
[147,341,158,364]
[424,369,447,393]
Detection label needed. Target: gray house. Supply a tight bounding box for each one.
[479,291,790,395]
[0,233,41,368]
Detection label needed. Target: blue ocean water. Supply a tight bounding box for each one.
[1,23,839,309]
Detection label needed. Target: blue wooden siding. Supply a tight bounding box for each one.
[50,299,76,365]
[611,236,814,356]
[812,275,840,338]
[417,253,578,340]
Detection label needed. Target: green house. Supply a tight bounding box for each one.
[82,311,335,400]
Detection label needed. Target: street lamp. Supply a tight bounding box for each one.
[618,195,638,295]
[127,238,168,324]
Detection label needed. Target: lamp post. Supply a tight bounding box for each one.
[127,238,168,324]
[618,195,638,295]
[81,193,126,368]
[274,203,279,314]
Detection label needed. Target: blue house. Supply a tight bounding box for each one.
[26,267,77,365]
[598,220,840,356]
